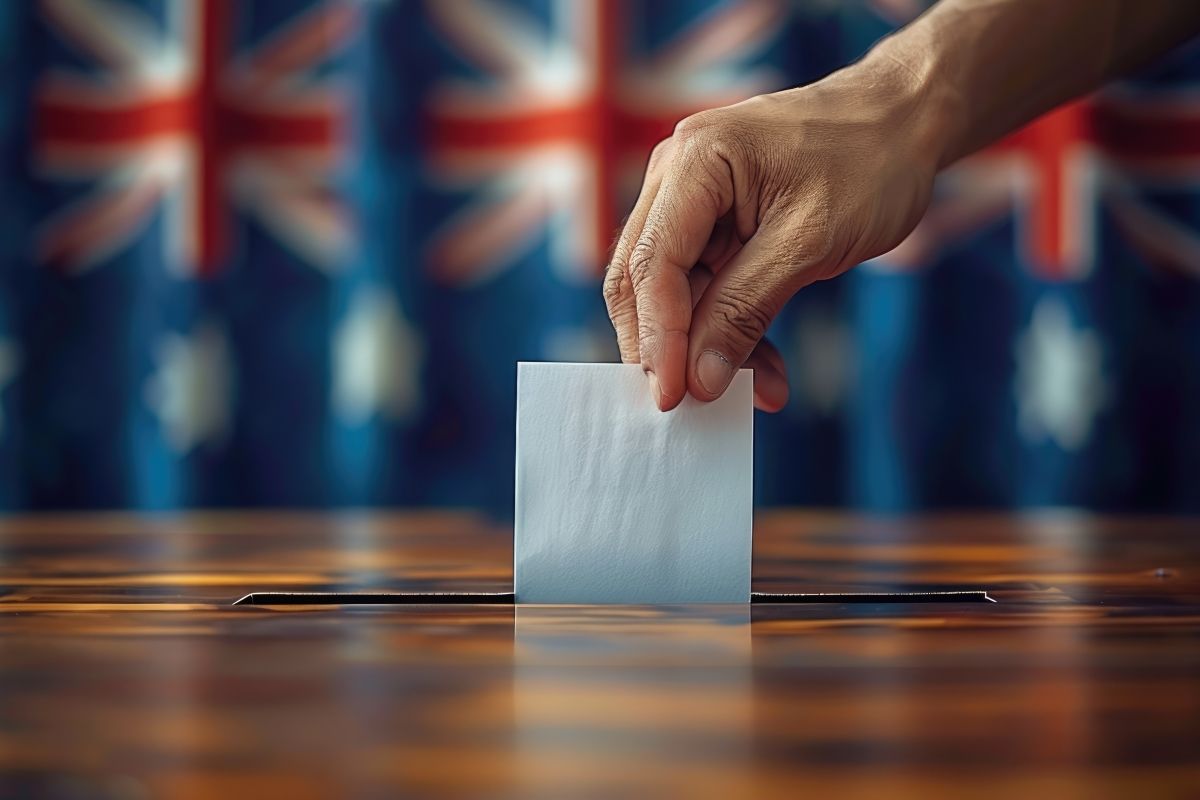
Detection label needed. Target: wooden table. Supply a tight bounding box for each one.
[2,512,1198,799]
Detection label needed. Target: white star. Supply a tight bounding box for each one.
[1014,297,1106,451]
[790,311,855,416]
[333,287,422,426]
[0,339,18,440]
[145,321,233,454]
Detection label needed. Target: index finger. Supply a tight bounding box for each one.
[629,133,734,411]
[604,139,672,364]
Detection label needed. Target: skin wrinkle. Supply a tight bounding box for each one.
[697,219,739,275]
[607,139,674,364]
[603,0,1200,411]
[709,137,757,246]
[689,154,735,231]
[628,132,737,401]
[710,284,776,347]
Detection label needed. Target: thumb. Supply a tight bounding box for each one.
[686,230,806,402]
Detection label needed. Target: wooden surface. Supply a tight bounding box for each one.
[2,511,1199,799]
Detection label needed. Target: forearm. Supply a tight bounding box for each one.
[604,0,1200,409]
[859,0,1200,168]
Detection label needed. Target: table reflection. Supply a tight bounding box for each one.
[514,605,752,795]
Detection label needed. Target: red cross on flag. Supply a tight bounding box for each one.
[423,0,788,287]
[34,0,357,276]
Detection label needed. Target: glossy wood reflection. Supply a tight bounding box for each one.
[2,511,1199,798]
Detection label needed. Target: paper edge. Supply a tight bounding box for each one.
[514,362,754,604]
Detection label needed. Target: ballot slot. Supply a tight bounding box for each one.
[232,592,517,605]
[233,366,1002,609]
[231,590,995,606]
[753,590,994,603]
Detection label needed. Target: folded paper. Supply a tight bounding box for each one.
[515,362,752,603]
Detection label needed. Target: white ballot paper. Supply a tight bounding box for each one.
[515,362,752,603]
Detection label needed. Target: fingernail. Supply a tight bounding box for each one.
[696,350,734,396]
[646,370,664,410]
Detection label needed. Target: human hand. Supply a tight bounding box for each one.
[603,60,946,411]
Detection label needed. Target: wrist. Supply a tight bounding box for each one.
[847,33,966,172]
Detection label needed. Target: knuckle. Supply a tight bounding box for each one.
[673,109,724,144]
[671,114,741,214]
[637,327,680,362]
[711,293,773,348]
[646,137,672,171]
[608,235,630,273]
[601,264,627,309]
[638,328,662,357]
[691,161,729,216]
[627,239,657,292]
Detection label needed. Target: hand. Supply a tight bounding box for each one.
[603,61,945,411]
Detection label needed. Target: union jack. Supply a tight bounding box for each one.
[423,0,788,287]
[33,0,357,276]
[873,92,1200,280]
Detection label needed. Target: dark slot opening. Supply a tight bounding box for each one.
[232,590,994,606]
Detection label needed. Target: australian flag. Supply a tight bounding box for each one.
[0,0,1197,513]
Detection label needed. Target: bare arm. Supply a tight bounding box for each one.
[604,0,1200,412]
[884,0,1200,167]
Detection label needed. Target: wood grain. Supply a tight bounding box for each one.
[2,511,1199,799]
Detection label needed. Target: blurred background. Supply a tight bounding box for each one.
[0,0,1197,514]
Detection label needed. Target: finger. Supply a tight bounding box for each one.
[604,139,673,364]
[631,134,734,410]
[702,281,788,409]
[744,337,789,412]
[689,214,743,307]
[689,265,714,307]
[601,264,640,363]
[687,228,801,403]
[697,213,742,275]
[695,256,787,411]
